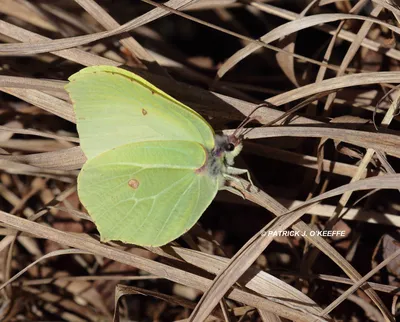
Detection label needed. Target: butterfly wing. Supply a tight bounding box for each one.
[78,140,219,246]
[65,65,215,160]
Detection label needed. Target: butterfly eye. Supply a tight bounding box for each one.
[226,143,235,152]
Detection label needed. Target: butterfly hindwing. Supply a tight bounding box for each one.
[78,140,219,246]
[66,65,215,160]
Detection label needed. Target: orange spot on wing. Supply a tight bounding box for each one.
[128,179,140,189]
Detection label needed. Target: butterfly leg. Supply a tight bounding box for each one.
[226,166,254,187]
[219,185,246,199]
[223,172,250,192]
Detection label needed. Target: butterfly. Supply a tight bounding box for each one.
[65,65,252,246]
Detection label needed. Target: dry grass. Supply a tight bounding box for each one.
[1,0,400,321]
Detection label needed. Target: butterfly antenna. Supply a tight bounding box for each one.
[233,102,275,138]
[241,91,338,138]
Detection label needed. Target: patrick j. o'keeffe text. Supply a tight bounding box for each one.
[261,230,346,237]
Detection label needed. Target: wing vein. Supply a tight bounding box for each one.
[153,177,197,245]
[128,171,193,241]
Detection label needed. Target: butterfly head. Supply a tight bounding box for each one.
[213,134,243,166]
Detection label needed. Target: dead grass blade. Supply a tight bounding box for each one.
[140,0,351,72]
[171,247,324,316]
[284,175,400,216]
[217,12,400,79]
[228,126,400,158]
[372,0,400,16]
[0,139,73,152]
[74,0,165,74]
[0,0,57,32]
[0,0,363,76]
[184,0,249,10]
[189,174,400,322]
[0,210,327,322]
[18,274,161,286]
[275,0,319,87]
[225,180,397,319]
[313,91,400,316]
[322,4,383,113]
[38,2,100,34]
[113,284,223,321]
[250,2,400,61]
[0,75,66,92]
[188,206,330,322]
[1,87,75,123]
[268,72,400,106]
[0,147,85,171]
[258,310,284,322]
[274,271,400,295]
[0,0,198,56]
[0,158,77,179]
[322,247,400,315]
[246,143,377,178]
[0,19,119,66]
[0,126,79,143]
[0,249,91,291]
[280,199,400,227]
[324,90,400,227]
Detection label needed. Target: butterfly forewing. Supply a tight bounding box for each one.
[78,140,219,246]
[66,66,215,160]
